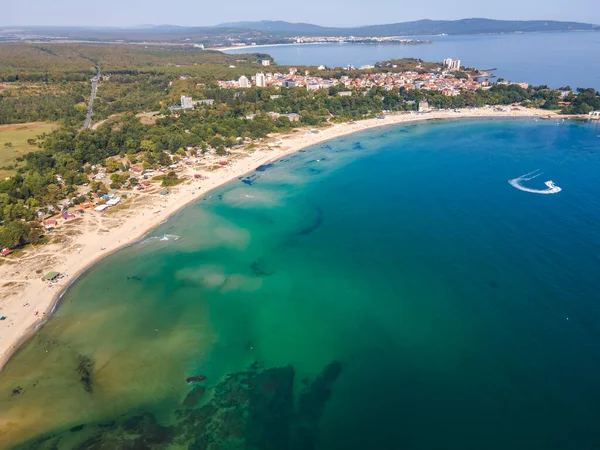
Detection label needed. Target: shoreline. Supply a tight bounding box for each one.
[0,107,573,372]
[212,40,433,53]
[210,41,328,52]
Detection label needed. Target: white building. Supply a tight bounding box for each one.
[443,58,461,71]
[418,101,430,112]
[255,72,266,88]
[181,95,194,109]
[238,75,250,88]
[106,197,121,206]
[450,59,461,71]
[261,60,271,66]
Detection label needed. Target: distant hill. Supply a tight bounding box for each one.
[217,18,599,36]
[1,19,597,45]
[217,20,330,35]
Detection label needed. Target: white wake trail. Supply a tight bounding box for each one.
[140,234,181,245]
[509,170,562,194]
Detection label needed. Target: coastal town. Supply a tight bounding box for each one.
[221,35,431,49]
[215,58,506,96]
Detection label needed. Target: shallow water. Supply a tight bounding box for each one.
[1,118,600,449]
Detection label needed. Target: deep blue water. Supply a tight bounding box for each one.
[2,119,600,449]
[226,32,600,89]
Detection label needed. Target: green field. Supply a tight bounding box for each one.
[0,122,57,178]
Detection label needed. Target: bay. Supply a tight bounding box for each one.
[1,118,600,449]
[225,32,600,89]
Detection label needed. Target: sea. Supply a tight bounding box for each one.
[1,118,600,449]
[225,32,600,89]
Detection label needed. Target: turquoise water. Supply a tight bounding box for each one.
[226,32,600,89]
[2,118,600,449]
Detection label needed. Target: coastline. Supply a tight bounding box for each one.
[0,107,570,372]
[209,41,328,52]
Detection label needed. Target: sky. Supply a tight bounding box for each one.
[3,0,600,27]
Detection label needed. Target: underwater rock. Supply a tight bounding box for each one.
[107,413,173,449]
[298,207,323,236]
[11,386,23,396]
[77,355,94,393]
[298,361,342,421]
[292,361,343,450]
[256,163,275,172]
[174,404,217,446]
[213,373,251,409]
[246,365,295,450]
[240,174,259,185]
[182,386,207,408]
[186,375,207,384]
[19,362,339,450]
[251,260,275,277]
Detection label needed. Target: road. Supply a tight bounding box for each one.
[83,66,101,129]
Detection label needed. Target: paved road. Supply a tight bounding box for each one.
[83,66,101,129]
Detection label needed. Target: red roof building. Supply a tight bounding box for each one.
[1,248,13,257]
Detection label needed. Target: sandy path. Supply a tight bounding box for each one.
[0,107,568,370]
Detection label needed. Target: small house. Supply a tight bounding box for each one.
[1,248,13,257]
[42,272,61,282]
[282,113,301,122]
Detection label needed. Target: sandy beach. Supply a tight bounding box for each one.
[208,42,326,52]
[0,107,565,371]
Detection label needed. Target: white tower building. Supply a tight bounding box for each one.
[255,72,266,88]
[238,75,250,88]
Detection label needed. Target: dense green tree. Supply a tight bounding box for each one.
[0,221,30,248]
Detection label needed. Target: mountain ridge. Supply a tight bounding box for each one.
[215,18,599,36]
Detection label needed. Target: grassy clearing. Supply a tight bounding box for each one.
[0,122,57,178]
